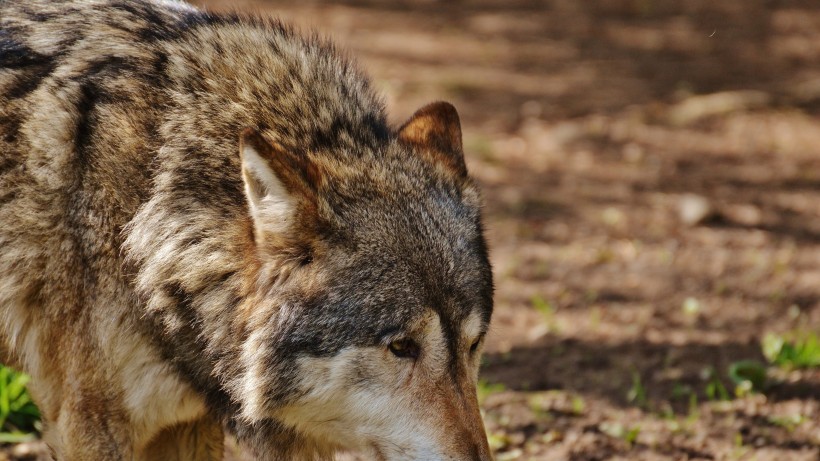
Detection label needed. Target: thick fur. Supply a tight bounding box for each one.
[0,1,494,460]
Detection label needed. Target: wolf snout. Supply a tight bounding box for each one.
[439,419,493,461]
[461,435,494,461]
[465,443,494,461]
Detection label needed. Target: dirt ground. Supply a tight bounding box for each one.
[8,1,820,460]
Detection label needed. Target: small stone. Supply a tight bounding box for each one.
[724,204,762,226]
[667,90,771,126]
[602,207,625,227]
[10,441,47,460]
[678,194,712,226]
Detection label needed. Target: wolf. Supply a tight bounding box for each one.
[0,0,494,460]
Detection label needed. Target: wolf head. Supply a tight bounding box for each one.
[236,102,494,460]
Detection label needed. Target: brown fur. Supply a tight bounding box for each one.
[0,1,494,459]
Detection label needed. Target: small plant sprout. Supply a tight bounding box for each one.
[728,360,767,396]
[671,382,693,400]
[762,331,820,369]
[531,295,560,333]
[682,297,701,317]
[571,395,586,415]
[767,413,806,432]
[686,393,700,426]
[599,421,641,447]
[699,366,729,401]
[627,370,648,408]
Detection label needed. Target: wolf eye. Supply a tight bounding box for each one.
[388,338,419,359]
[469,335,484,354]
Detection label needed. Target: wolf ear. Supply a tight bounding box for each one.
[239,129,315,244]
[398,101,467,178]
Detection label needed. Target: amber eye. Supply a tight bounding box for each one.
[388,338,420,359]
[470,336,484,354]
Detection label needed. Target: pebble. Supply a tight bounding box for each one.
[678,194,713,226]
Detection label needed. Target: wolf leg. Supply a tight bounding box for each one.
[140,416,225,461]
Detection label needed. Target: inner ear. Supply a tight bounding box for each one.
[239,129,315,246]
[398,101,467,178]
[241,134,285,210]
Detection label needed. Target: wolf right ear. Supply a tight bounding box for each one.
[398,101,467,179]
[239,129,316,245]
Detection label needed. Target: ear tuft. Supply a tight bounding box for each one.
[398,101,467,178]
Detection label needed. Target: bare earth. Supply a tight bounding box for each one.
[6,1,820,460]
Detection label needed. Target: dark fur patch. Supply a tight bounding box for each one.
[0,33,51,69]
[72,82,98,171]
[0,116,22,145]
[3,62,56,100]
[17,5,63,22]
[0,34,57,100]
[151,281,236,415]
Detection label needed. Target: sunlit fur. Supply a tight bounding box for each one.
[0,1,493,459]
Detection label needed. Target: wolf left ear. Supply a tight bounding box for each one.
[239,129,316,247]
[398,101,467,178]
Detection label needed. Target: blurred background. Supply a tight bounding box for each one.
[4,1,820,460]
